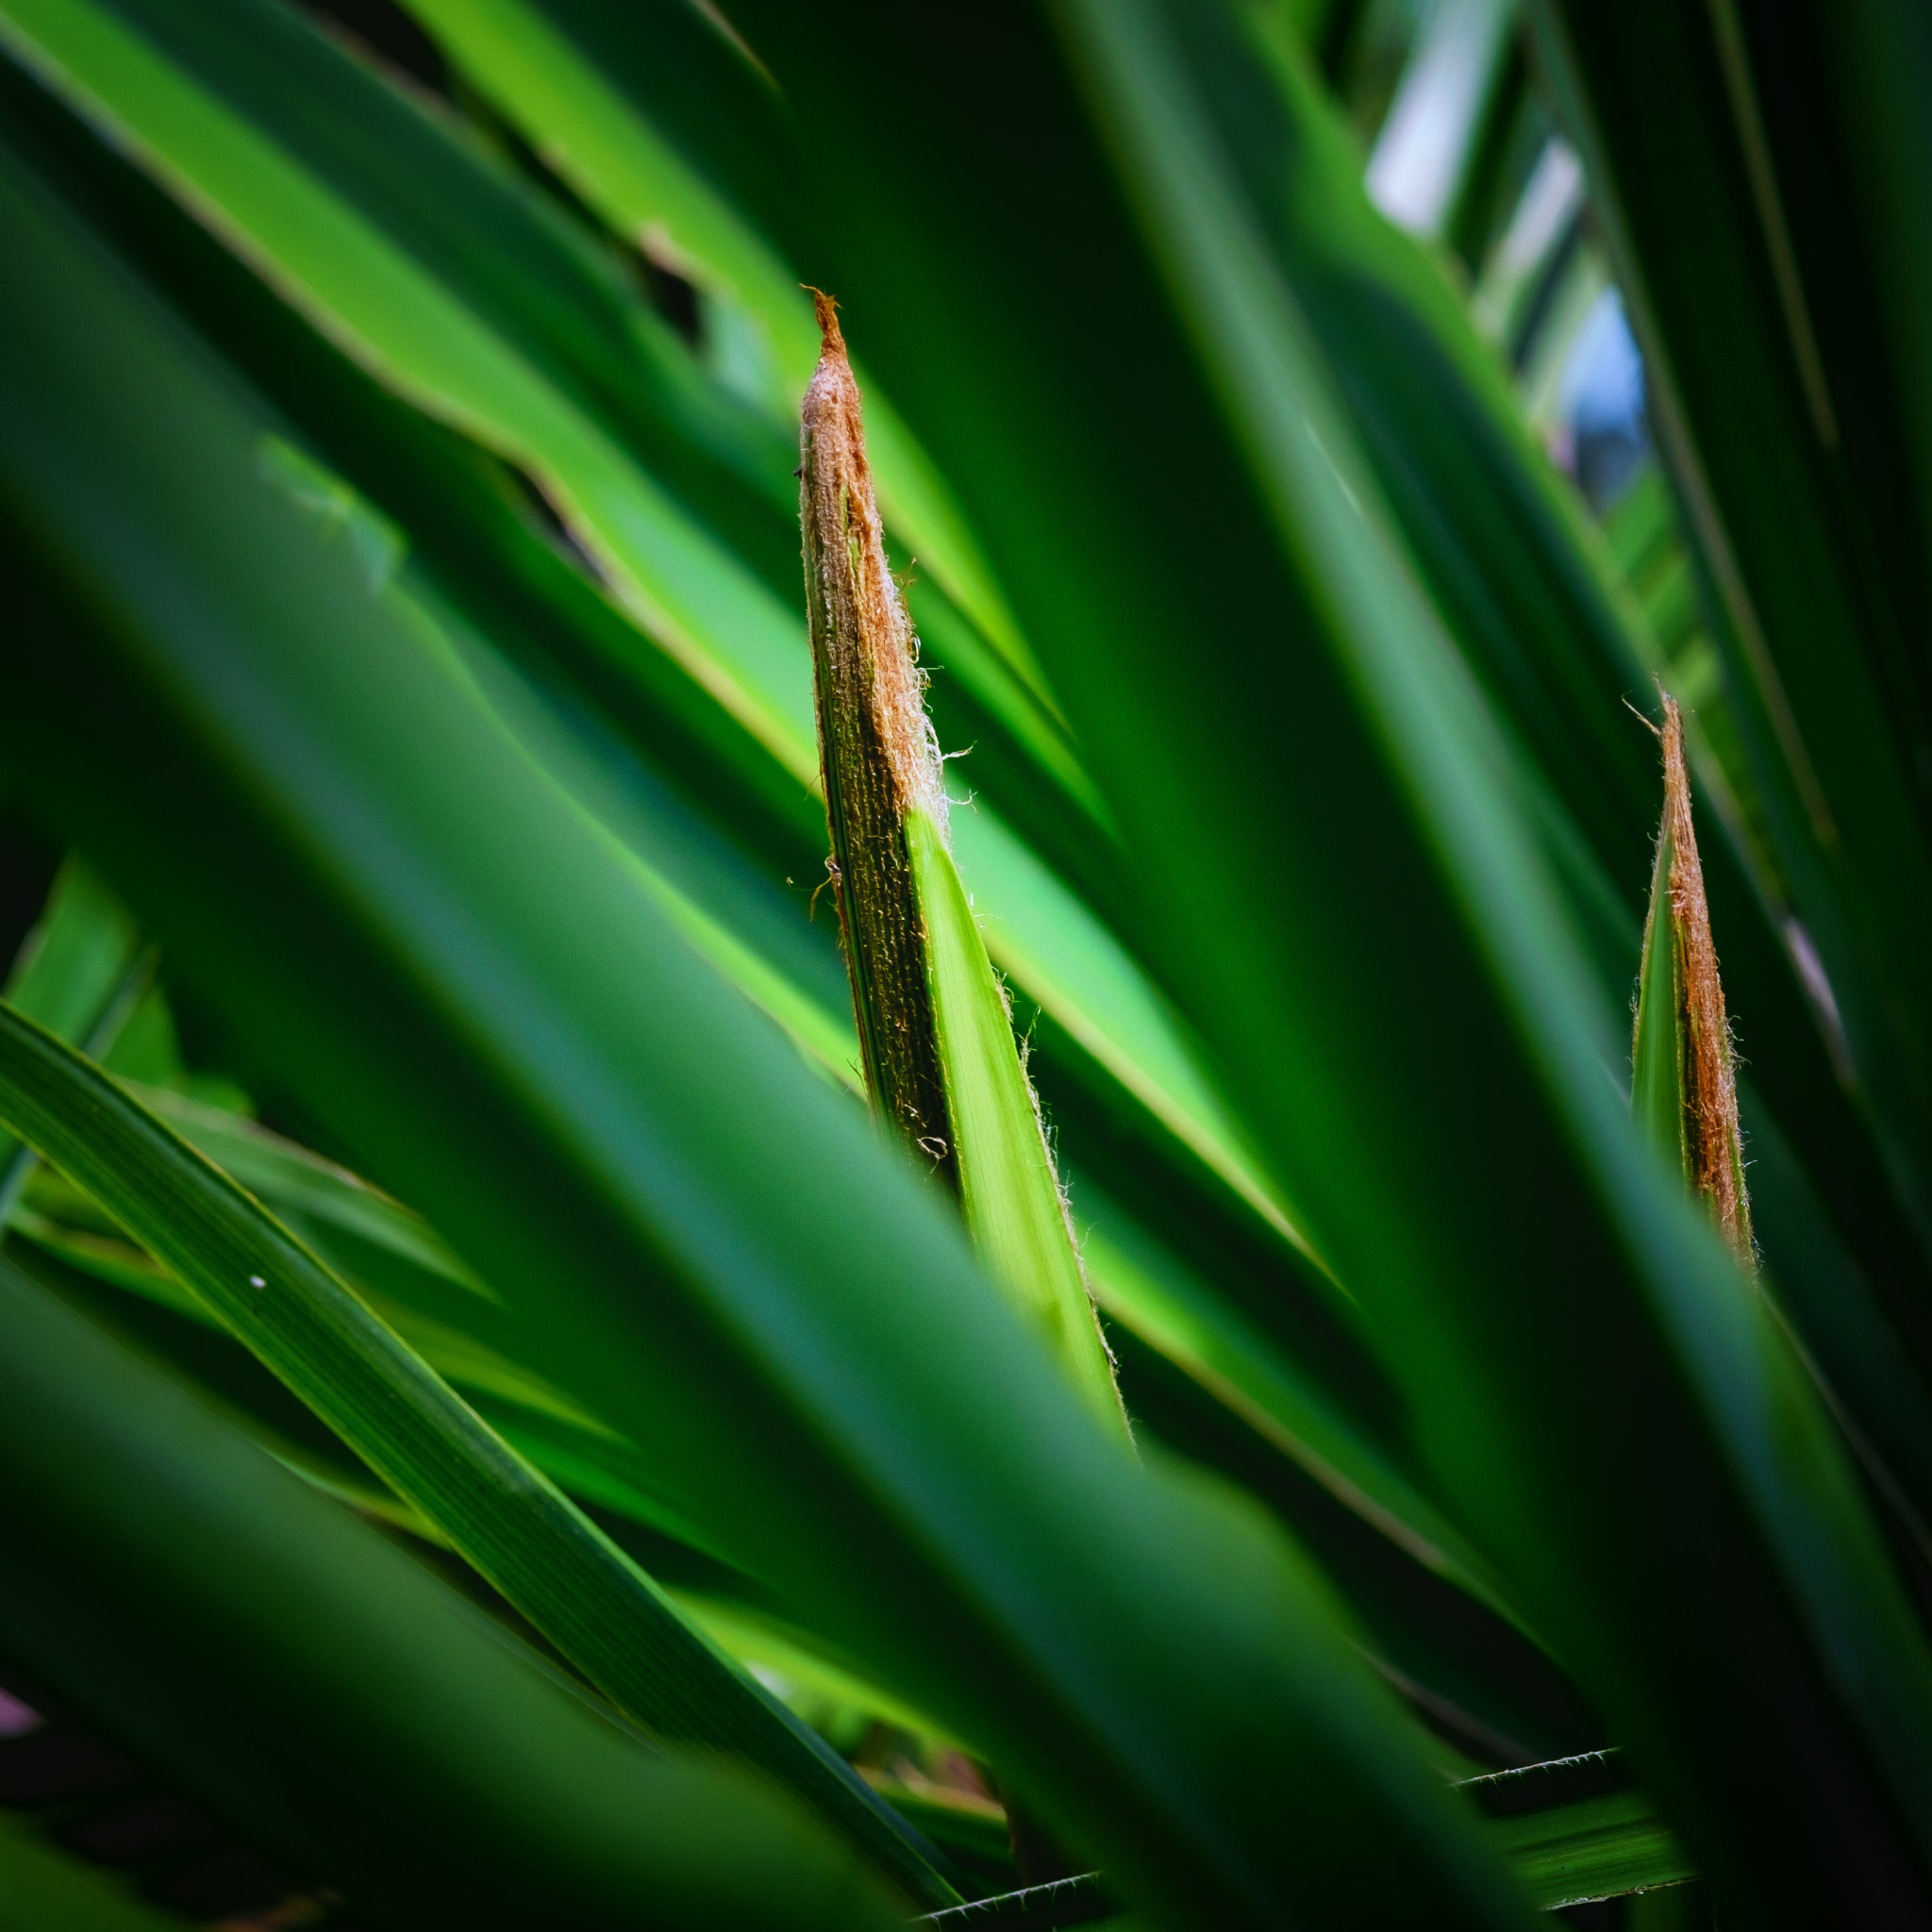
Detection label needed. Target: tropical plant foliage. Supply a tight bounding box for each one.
[0,0,1925,1927]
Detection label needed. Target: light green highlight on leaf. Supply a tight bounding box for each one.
[1487,1789,1696,1913]
[674,1592,963,1748]
[908,808,1125,1439]
[0,1806,187,1932]
[0,0,818,780]
[2,854,141,1044]
[399,0,1055,708]
[0,853,150,1219]
[1632,812,1686,1174]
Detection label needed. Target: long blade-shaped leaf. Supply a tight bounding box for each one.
[1462,1760,1697,1914]
[0,998,957,1907]
[1631,805,1687,1173]
[0,852,148,1213]
[1210,0,1932,1595]
[398,0,1054,713]
[2,853,142,1046]
[0,1254,905,1932]
[0,0,818,777]
[127,1078,491,1296]
[908,808,1124,1434]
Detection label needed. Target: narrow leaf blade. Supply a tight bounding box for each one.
[0,999,957,1907]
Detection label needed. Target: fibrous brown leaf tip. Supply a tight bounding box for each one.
[1649,692,1754,1265]
[799,292,954,1180]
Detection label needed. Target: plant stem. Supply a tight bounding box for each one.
[800,291,957,1182]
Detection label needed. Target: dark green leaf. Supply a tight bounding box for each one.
[0,1252,908,1932]
[0,996,956,1907]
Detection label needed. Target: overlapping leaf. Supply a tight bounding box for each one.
[0,142,1529,1929]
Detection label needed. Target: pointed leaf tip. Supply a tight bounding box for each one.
[807,284,845,355]
[1634,692,1754,1267]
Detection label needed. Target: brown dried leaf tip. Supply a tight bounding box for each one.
[799,291,955,1179]
[1650,692,1755,1265]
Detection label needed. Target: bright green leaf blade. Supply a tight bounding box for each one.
[1217,0,1932,1600]
[0,0,820,779]
[0,1253,908,1932]
[0,850,150,1216]
[1172,0,1932,1567]
[1534,0,1932,1257]
[12,1171,947,1753]
[907,808,1124,1437]
[400,0,1055,708]
[2,852,141,1043]
[402,582,866,1091]
[1058,1,1932,1898]
[12,1159,738,1554]
[10,838,1466,1691]
[2,0,1269,1290]
[16,1156,599,1425]
[674,1592,964,1746]
[0,999,957,1907]
[949,805,1324,1274]
[1631,816,1684,1174]
[5,0,1075,820]
[0,1809,185,1932]
[16,850,1501,1692]
[407,0,803,366]
[1485,1793,1696,1913]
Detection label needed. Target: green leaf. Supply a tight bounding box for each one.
[0,0,819,778]
[0,997,957,1907]
[2,853,142,1044]
[12,1145,743,1559]
[0,1252,908,1932]
[1485,1794,1696,1913]
[125,1079,492,1296]
[1101,1311,1601,1772]
[0,15,1324,1392]
[798,308,1124,1433]
[1207,4,1932,1571]
[1532,0,1932,1259]
[1080,1212,1522,1630]
[0,851,150,1217]
[400,0,1056,709]
[1629,694,1752,1264]
[949,804,1321,1273]
[0,1808,185,1932]
[1631,796,1687,1172]
[908,807,1124,1435]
